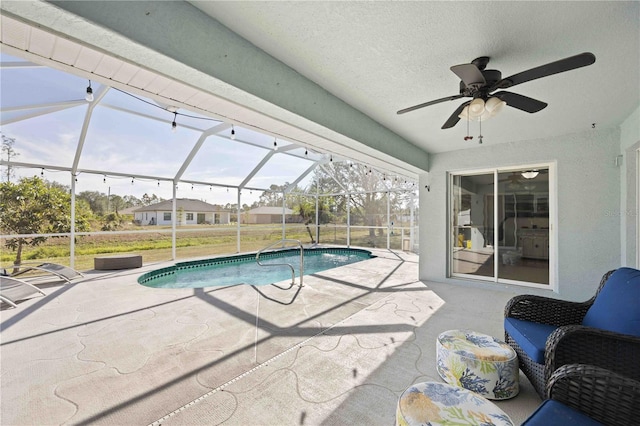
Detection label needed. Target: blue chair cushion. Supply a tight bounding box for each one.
[582,267,640,337]
[504,318,557,364]
[522,399,603,425]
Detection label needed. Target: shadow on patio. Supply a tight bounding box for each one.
[0,249,540,425]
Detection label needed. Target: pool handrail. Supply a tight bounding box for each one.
[256,239,304,288]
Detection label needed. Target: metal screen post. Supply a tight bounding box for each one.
[347,193,351,247]
[315,186,319,244]
[410,191,415,251]
[172,182,177,260]
[387,191,391,249]
[282,191,286,242]
[70,172,76,269]
[237,188,241,253]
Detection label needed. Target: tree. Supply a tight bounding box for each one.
[123,195,142,207]
[0,176,91,269]
[1,133,20,182]
[299,163,417,238]
[101,212,123,231]
[292,196,317,243]
[77,190,109,215]
[258,184,287,207]
[306,163,382,236]
[141,193,162,206]
[109,194,126,213]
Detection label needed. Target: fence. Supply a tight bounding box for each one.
[1,223,418,271]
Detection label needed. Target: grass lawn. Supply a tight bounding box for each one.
[1,224,408,271]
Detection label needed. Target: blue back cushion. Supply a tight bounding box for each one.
[582,267,640,336]
[504,317,558,364]
[522,400,603,425]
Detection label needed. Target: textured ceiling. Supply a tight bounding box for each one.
[191,1,640,154]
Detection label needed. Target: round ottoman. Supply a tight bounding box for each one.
[436,329,519,400]
[396,381,514,426]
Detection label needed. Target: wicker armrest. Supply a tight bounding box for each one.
[547,363,640,426]
[545,325,640,383]
[504,294,591,326]
[505,270,616,325]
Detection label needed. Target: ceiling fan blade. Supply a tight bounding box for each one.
[441,100,471,129]
[450,63,486,87]
[397,94,464,115]
[490,52,596,91]
[493,91,548,113]
[495,178,519,184]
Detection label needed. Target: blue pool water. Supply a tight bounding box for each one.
[138,248,374,289]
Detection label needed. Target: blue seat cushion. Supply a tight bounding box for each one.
[504,318,557,364]
[522,399,603,425]
[582,267,640,337]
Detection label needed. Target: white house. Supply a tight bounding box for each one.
[243,206,295,224]
[134,199,231,226]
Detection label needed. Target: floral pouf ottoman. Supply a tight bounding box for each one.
[436,329,519,400]
[396,381,514,426]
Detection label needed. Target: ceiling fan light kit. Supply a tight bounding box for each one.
[521,170,540,179]
[458,96,506,121]
[397,52,596,133]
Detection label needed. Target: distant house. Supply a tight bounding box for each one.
[133,199,231,225]
[117,206,138,216]
[244,206,296,224]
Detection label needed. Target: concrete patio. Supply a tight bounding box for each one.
[1,249,541,425]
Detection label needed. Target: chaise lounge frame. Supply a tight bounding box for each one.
[9,262,83,283]
[0,275,46,308]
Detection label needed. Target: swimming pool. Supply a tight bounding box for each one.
[138,247,374,289]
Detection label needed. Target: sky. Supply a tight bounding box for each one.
[1,52,324,206]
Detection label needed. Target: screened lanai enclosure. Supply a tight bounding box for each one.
[0,30,418,271]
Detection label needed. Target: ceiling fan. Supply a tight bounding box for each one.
[499,173,526,185]
[397,52,596,129]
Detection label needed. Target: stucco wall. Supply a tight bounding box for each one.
[215,212,231,225]
[620,105,640,267]
[419,127,621,301]
[134,211,231,225]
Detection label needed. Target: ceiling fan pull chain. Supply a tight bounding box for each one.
[478,117,483,144]
[464,113,473,141]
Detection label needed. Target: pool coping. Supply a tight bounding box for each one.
[137,247,375,286]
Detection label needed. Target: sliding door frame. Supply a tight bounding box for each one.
[448,163,557,290]
[637,148,640,268]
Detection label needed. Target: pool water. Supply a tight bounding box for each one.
[138,248,373,289]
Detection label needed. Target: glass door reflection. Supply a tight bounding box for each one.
[451,173,495,278]
[497,169,549,284]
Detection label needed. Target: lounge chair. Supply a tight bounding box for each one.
[10,262,83,283]
[0,275,46,308]
[504,267,640,398]
[522,363,640,425]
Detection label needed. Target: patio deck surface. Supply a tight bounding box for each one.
[1,249,541,425]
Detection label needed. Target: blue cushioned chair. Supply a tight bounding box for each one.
[504,267,640,398]
[522,364,640,426]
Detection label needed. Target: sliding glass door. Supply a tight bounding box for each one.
[450,166,551,286]
[451,173,495,278]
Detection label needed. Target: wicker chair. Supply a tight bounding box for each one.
[504,268,640,399]
[522,364,640,425]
